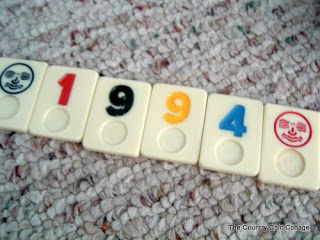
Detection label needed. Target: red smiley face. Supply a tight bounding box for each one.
[274,111,312,148]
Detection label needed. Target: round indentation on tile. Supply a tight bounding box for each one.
[159,127,186,153]
[101,121,127,145]
[216,140,243,165]
[44,108,69,132]
[0,96,19,119]
[276,149,305,177]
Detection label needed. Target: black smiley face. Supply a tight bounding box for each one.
[0,63,34,94]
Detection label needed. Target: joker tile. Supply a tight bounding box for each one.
[258,104,320,191]
[0,57,48,132]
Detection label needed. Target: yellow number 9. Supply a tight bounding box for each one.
[163,91,190,124]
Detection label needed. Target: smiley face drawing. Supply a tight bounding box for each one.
[0,63,34,94]
[274,111,312,148]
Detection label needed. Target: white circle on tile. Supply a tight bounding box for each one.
[0,96,19,119]
[216,140,243,165]
[159,128,186,153]
[101,121,127,145]
[44,108,69,132]
[277,149,305,177]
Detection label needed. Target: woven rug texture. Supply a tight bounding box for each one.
[0,0,320,239]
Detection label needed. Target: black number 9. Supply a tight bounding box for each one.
[106,85,134,116]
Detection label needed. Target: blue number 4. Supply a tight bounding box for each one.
[219,105,247,137]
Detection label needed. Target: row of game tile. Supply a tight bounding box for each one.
[0,58,319,191]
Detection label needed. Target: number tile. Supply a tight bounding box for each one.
[0,57,48,132]
[141,83,207,165]
[199,94,263,176]
[29,66,98,142]
[258,104,320,191]
[82,77,151,157]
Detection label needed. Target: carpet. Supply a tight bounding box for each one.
[0,0,320,239]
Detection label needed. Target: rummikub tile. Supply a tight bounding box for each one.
[29,66,98,142]
[0,58,48,132]
[199,94,263,176]
[83,78,151,157]
[258,104,320,191]
[141,83,207,165]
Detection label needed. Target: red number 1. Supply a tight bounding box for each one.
[58,73,76,105]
